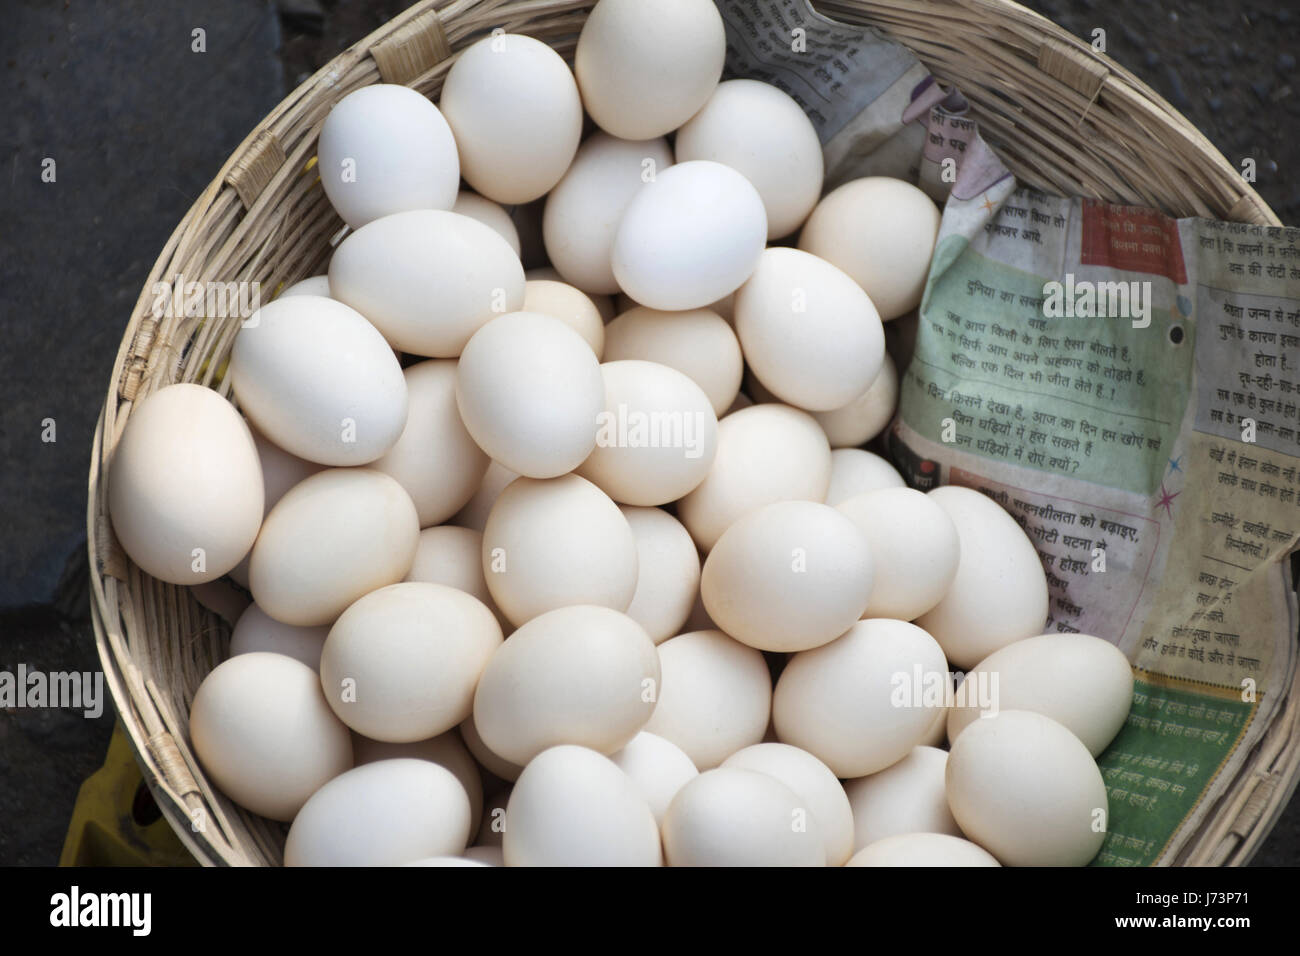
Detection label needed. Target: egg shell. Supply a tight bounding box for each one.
[946,710,1108,866]
[722,743,855,866]
[542,133,675,295]
[504,745,662,866]
[774,618,949,777]
[461,715,522,783]
[612,161,767,312]
[575,0,724,140]
[317,84,458,228]
[404,525,504,624]
[914,485,1050,670]
[609,731,700,826]
[813,353,899,448]
[279,275,330,298]
[228,602,327,671]
[249,468,419,627]
[798,176,941,320]
[946,633,1134,756]
[642,630,772,770]
[456,312,605,479]
[481,474,638,626]
[451,460,518,532]
[370,360,490,527]
[843,746,961,852]
[618,506,701,644]
[602,305,742,416]
[522,279,605,357]
[351,730,484,836]
[845,833,1000,867]
[836,487,960,621]
[108,384,263,585]
[662,768,825,866]
[284,759,471,866]
[451,191,522,256]
[188,652,352,821]
[824,448,906,505]
[578,360,718,505]
[675,79,823,239]
[439,34,582,205]
[329,209,526,357]
[472,605,659,765]
[320,582,503,743]
[735,247,885,412]
[677,403,831,552]
[702,500,874,653]
[231,296,408,466]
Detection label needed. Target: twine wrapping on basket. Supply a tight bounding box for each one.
[86,0,1291,867]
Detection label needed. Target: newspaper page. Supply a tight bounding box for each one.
[718,0,1300,866]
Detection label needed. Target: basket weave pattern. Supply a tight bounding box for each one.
[86,0,1285,866]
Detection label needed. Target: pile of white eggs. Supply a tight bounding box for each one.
[107,0,1134,866]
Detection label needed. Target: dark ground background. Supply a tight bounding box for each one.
[1,0,1296,866]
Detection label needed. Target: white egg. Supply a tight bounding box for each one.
[662,768,825,866]
[284,759,471,866]
[249,469,419,627]
[231,295,407,465]
[914,486,1050,670]
[947,633,1134,756]
[228,602,327,671]
[735,247,885,411]
[320,582,503,742]
[643,630,771,770]
[473,605,659,765]
[946,710,1108,866]
[452,191,522,256]
[774,619,949,777]
[456,313,604,479]
[279,275,330,298]
[522,279,605,357]
[813,354,899,447]
[542,133,675,295]
[836,487,960,621]
[188,652,352,821]
[701,501,874,652]
[612,161,767,311]
[618,505,701,644]
[843,746,960,851]
[317,84,458,229]
[575,0,724,140]
[370,360,489,527]
[351,729,484,835]
[721,743,855,866]
[602,305,742,416]
[609,732,699,825]
[677,404,831,551]
[439,34,582,204]
[675,79,823,239]
[845,833,1000,867]
[824,448,906,505]
[481,474,638,626]
[505,745,662,866]
[578,360,718,505]
[460,715,522,783]
[452,460,519,532]
[404,525,503,623]
[108,384,263,584]
[329,209,525,357]
[798,176,941,320]
[231,425,325,589]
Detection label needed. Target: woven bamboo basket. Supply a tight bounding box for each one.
[86,0,1295,867]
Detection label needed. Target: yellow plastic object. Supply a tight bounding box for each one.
[60,721,196,867]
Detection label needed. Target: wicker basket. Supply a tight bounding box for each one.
[86,0,1292,867]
